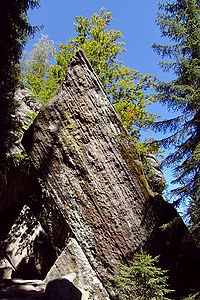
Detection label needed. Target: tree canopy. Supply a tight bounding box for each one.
[22,9,158,143]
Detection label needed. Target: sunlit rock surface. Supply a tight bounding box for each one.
[23,50,200,296]
[45,238,110,300]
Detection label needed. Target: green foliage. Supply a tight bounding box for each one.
[20,34,56,101]
[22,8,158,141]
[0,0,40,156]
[181,291,200,299]
[13,152,29,162]
[137,138,164,156]
[152,0,200,223]
[56,9,158,141]
[112,251,173,300]
[12,152,30,170]
[22,111,38,130]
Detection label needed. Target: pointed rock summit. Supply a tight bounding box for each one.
[23,50,200,297]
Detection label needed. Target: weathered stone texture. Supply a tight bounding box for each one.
[0,88,42,241]
[11,87,42,156]
[24,50,155,279]
[45,238,110,300]
[143,154,166,193]
[23,50,200,295]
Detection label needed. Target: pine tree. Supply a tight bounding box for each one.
[152,0,200,230]
[112,251,173,300]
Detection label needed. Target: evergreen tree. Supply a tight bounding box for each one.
[112,251,173,300]
[0,0,40,157]
[152,0,200,229]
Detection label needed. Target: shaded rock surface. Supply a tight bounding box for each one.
[0,279,45,299]
[44,278,82,300]
[23,50,200,296]
[0,278,84,300]
[0,88,42,242]
[0,206,56,280]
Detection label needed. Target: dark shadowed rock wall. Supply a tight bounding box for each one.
[0,88,42,242]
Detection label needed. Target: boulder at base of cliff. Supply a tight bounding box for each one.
[45,238,110,300]
[44,278,82,300]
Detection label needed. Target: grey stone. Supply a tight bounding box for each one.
[0,258,13,279]
[23,50,155,289]
[45,238,110,300]
[11,87,42,156]
[145,154,166,193]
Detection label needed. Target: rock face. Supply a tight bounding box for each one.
[23,50,156,288]
[11,87,42,156]
[45,238,110,300]
[0,206,56,280]
[23,50,200,297]
[0,88,42,242]
[143,154,166,193]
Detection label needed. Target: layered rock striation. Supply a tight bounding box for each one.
[23,50,156,278]
[22,50,200,297]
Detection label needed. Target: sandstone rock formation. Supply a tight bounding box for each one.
[22,50,200,297]
[143,153,166,193]
[10,87,42,156]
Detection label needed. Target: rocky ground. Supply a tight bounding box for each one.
[0,279,45,300]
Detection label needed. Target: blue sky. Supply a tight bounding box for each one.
[27,0,180,206]
[28,1,166,77]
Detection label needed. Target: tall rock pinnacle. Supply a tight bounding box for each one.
[23,50,200,297]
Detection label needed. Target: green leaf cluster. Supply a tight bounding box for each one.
[54,8,158,141]
[20,34,57,101]
[112,251,173,300]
